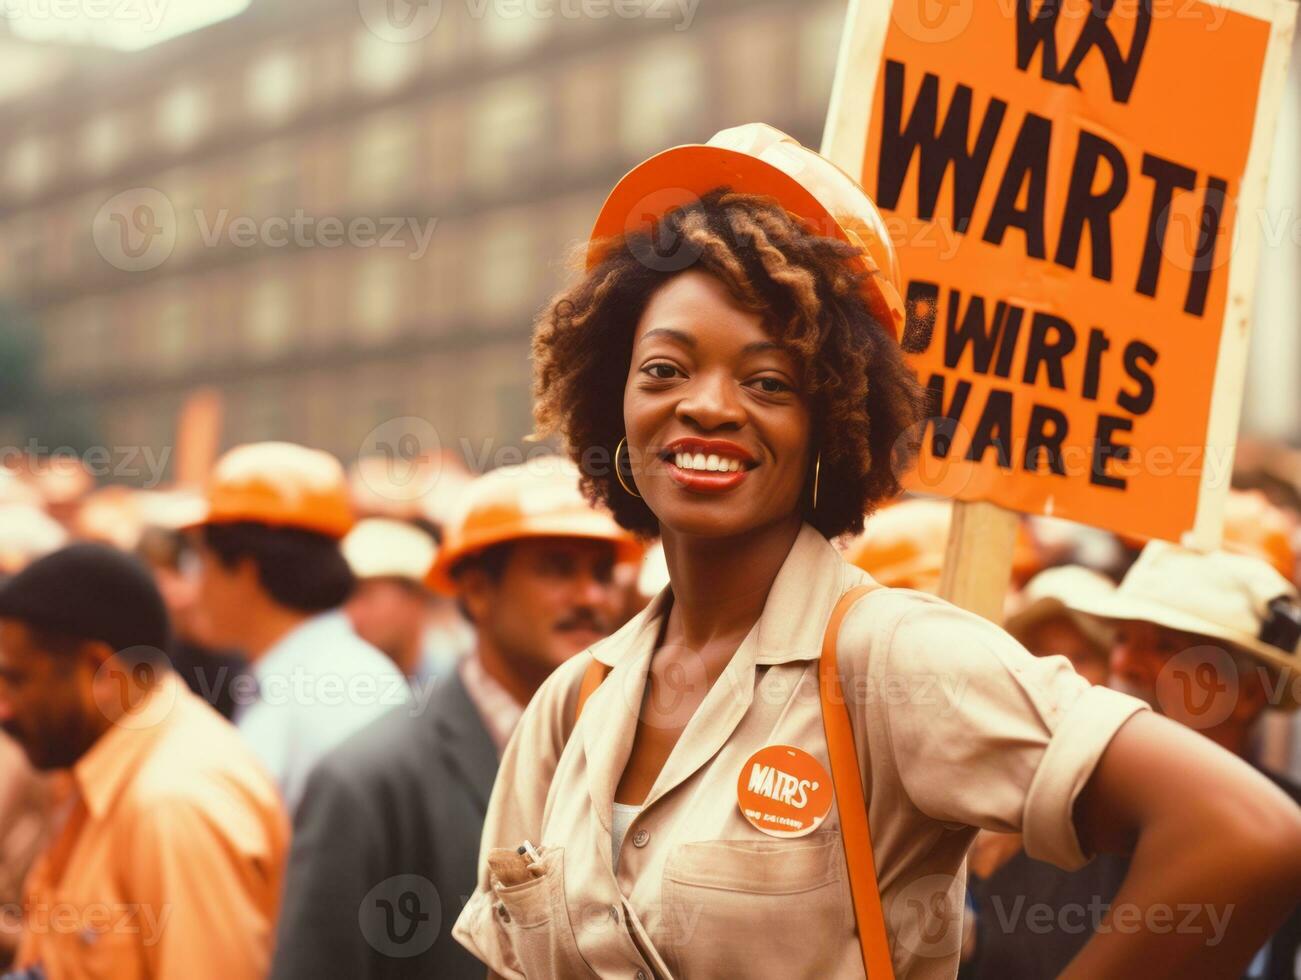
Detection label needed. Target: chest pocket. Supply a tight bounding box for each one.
[659,831,855,980]
[490,846,598,979]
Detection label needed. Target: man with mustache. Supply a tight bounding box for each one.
[270,458,641,980]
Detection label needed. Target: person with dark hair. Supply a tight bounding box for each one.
[452,124,1301,979]
[185,442,408,814]
[269,458,640,980]
[0,543,287,979]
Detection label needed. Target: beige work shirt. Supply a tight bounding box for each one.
[453,522,1149,979]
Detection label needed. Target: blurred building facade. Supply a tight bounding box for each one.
[0,0,849,473]
[0,0,1296,480]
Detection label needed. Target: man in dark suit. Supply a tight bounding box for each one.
[269,460,641,979]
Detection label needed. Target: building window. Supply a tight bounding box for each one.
[248,49,301,124]
[352,28,419,93]
[479,6,550,56]
[152,282,192,376]
[158,83,208,151]
[619,38,705,157]
[472,207,535,324]
[557,55,614,171]
[351,253,403,346]
[246,274,293,361]
[245,141,298,219]
[80,113,126,175]
[6,136,50,198]
[350,109,416,208]
[467,75,546,194]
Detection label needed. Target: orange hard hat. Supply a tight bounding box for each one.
[426,458,643,595]
[1222,489,1296,581]
[587,123,904,340]
[186,441,354,539]
[843,498,1041,593]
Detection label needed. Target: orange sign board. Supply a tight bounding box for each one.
[824,0,1296,546]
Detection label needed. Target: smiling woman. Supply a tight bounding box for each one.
[532,183,928,541]
[452,124,1301,980]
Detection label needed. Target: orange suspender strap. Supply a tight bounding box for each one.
[819,584,896,980]
[573,585,893,978]
[574,656,610,722]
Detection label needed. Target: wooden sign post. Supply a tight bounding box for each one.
[823,0,1298,620]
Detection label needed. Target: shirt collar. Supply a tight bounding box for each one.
[74,671,183,822]
[587,521,869,669]
[252,610,347,683]
[457,653,525,755]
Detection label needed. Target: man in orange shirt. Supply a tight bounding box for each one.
[0,543,288,980]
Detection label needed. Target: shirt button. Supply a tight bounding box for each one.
[635,971,648,980]
[632,829,650,848]
[495,902,511,923]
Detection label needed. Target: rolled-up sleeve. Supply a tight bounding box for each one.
[865,593,1150,870]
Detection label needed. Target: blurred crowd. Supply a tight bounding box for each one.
[0,434,1297,978]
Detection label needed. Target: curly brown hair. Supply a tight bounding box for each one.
[531,189,931,541]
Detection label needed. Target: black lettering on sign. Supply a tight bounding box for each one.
[904,280,940,354]
[982,112,1052,258]
[1024,404,1069,475]
[922,374,970,459]
[1135,153,1198,299]
[1022,312,1077,390]
[1015,0,1153,105]
[878,60,1007,232]
[1118,340,1158,415]
[1054,131,1128,281]
[944,290,1013,373]
[1082,327,1110,401]
[1186,177,1228,317]
[965,388,1014,467]
[1091,414,1133,489]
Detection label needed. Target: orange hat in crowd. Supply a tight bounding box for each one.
[185,441,354,539]
[844,497,1041,593]
[588,122,904,341]
[427,458,642,595]
[1222,489,1297,582]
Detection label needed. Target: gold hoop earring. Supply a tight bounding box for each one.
[812,451,821,511]
[615,437,641,498]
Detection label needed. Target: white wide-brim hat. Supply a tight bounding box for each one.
[1070,540,1301,705]
[1004,565,1117,653]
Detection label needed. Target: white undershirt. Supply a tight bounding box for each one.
[611,803,643,871]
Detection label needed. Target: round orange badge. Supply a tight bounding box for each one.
[736,744,834,838]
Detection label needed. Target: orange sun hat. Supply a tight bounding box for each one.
[587,123,904,341]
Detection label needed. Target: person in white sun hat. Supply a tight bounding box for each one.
[1072,540,1301,734]
[1067,539,1301,980]
[1004,565,1118,687]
